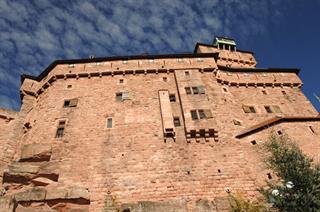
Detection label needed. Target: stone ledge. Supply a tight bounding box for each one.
[19,144,52,162]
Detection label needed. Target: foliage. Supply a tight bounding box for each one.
[259,133,320,212]
[228,192,269,212]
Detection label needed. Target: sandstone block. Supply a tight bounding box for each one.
[15,187,47,202]
[20,143,52,162]
[66,187,90,200]
[0,195,15,212]
[65,209,89,212]
[31,177,57,186]
[45,188,67,200]
[16,204,57,212]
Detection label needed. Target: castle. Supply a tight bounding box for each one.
[0,37,319,211]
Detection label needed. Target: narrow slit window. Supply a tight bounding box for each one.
[107,118,113,128]
[173,117,181,127]
[55,127,64,138]
[277,130,283,135]
[282,90,287,95]
[185,87,192,95]
[262,90,267,95]
[191,110,198,120]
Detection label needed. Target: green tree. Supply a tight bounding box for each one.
[259,133,320,211]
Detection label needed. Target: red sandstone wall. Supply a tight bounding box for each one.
[1,51,320,211]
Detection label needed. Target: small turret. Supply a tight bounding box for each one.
[213,36,237,51]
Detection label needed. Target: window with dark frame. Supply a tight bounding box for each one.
[173,117,181,127]
[55,120,66,138]
[116,93,122,101]
[185,71,190,76]
[119,79,124,83]
[107,118,113,128]
[191,110,198,120]
[169,94,176,102]
[243,105,256,113]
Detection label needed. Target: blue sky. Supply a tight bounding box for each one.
[0,0,319,112]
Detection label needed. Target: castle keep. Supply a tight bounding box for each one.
[0,37,319,211]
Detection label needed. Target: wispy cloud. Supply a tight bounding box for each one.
[0,0,289,110]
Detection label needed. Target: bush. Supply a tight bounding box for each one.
[259,133,320,211]
[228,192,269,212]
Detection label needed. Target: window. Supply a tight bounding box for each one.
[67,85,72,88]
[309,126,316,134]
[251,140,257,145]
[185,71,190,76]
[185,86,206,95]
[185,87,192,95]
[242,105,256,113]
[192,87,199,94]
[223,87,228,92]
[191,109,212,120]
[119,79,124,83]
[163,77,167,82]
[169,94,176,102]
[173,117,181,127]
[233,119,242,126]
[282,90,287,95]
[107,118,113,128]
[191,110,198,120]
[198,110,206,119]
[116,92,130,101]
[264,106,272,113]
[262,90,267,95]
[64,98,78,107]
[277,130,283,135]
[55,120,66,138]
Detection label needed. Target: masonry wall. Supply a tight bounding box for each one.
[1,50,320,211]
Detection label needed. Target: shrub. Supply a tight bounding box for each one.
[259,133,320,211]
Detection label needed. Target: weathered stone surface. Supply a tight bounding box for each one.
[15,187,47,202]
[31,177,57,186]
[195,199,216,212]
[46,187,90,201]
[120,199,188,212]
[65,208,89,212]
[0,195,15,212]
[3,162,59,184]
[15,204,57,212]
[19,143,52,162]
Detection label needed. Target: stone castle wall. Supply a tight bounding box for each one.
[0,43,319,212]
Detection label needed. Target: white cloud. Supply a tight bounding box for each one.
[0,0,290,110]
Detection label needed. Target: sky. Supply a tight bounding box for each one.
[0,0,319,112]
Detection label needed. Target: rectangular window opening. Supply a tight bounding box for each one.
[107,118,113,128]
[64,99,78,108]
[262,90,267,95]
[173,117,181,127]
[119,79,124,83]
[163,77,167,82]
[185,87,192,95]
[192,87,199,94]
[198,109,206,119]
[191,110,198,120]
[169,94,176,102]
